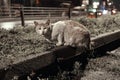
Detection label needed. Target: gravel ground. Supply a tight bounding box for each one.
[78,14,120,37]
[81,47,120,80]
[0,26,55,68]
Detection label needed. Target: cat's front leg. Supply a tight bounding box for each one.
[56,34,63,46]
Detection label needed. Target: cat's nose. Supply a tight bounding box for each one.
[42,31,47,35]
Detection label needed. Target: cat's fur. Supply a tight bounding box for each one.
[34,20,90,52]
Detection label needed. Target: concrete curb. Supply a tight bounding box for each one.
[91,30,120,49]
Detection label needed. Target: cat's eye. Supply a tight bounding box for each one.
[43,27,47,29]
[39,27,41,30]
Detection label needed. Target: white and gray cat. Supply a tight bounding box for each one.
[34,20,90,52]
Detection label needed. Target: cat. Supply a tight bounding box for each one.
[34,19,90,52]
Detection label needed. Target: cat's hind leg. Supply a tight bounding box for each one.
[56,34,63,46]
[64,37,76,47]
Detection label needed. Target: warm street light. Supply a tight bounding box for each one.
[36,0,40,6]
[93,2,99,18]
[93,2,99,9]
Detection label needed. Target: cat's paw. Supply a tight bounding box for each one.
[64,43,68,46]
[64,42,76,47]
[56,42,63,46]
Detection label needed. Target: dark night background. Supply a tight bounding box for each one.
[10,0,120,10]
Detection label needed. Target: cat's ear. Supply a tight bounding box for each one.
[34,21,39,26]
[45,19,50,25]
[50,23,54,30]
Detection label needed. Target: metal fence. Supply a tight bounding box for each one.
[0,6,87,19]
[0,7,69,18]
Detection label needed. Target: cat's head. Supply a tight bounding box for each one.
[34,19,51,35]
[34,19,52,39]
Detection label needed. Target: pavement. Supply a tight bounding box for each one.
[0,17,68,30]
[0,18,46,30]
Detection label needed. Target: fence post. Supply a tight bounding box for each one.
[95,11,97,18]
[20,7,25,27]
[68,7,71,19]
